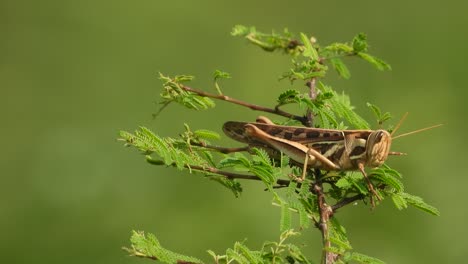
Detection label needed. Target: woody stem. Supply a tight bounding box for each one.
[306,78,317,127]
[313,171,338,264]
[306,77,336,263]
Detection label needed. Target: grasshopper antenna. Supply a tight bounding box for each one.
[390,112,408,137]
[392,124,443,140]
[389,112,442,154]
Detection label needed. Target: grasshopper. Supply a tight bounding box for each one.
[223,116,440,201]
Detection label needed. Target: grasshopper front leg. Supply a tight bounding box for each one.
[358,162,382,207]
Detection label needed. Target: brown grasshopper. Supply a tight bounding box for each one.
[223,116,440,201]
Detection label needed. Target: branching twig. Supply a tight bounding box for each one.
[146,158,291,186]
[181,85,308,125]
[191,165,291,186]
[331,194,365,212]
[313,170,338,264]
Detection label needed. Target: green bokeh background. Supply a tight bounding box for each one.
[1,0,466,263]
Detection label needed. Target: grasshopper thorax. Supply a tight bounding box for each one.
[366,130,392,167]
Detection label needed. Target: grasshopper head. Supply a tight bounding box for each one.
[366,130,392,167]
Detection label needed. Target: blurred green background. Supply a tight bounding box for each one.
[1,0,466,263]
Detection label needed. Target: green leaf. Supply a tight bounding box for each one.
[226,248,249,263]
[400,192,440,216]
[277,89,300,105]
[329,217,349,248]
[209,176,243,198]
[281,57,328,83]
[233,25,299,54]
[124,231,203,263]
[193,129,220,140]
[346,173,369,195]
[234,152,251,168]
[251,147,272,166]
[349,252,386,264]
[303,69,327,79]
[206,250,218,261]
[326,246,344,255]
[381,164,402,178]
[219,150,276,186]
[200,151,216,167]
[367,102,392,124]
[330,57,351,79]
[213,70,231,94]
[235,242,262,264]
[211,229,311,264]
[119,127,171,163]
[280,152,290,168]
[370,168,404,192]
[280,202,292,232]
[380,112,392,123]
[297,204,310,229]
[300,33,319,60]
[366,102,381,118]
[352,33,368,53]
[285,181,297,197]
[329,237,352,251]
[357,52,391,71]
[218,156,245,168]
[173,74,195,83]
[285,244,311,264]
[213,70,232,81]
[121,125,225,172]
[390,193,408,210]
[250,165,274,184]
[336,178,352,189]
[299,178,312,197]
[316,108,339,128]
[158,73,216,112]
[324,42,353,53]
[231,25,251,36]
[317,83,369,129]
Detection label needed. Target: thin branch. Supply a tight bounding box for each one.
[181,85,307,125]
[190,165,291,186]
[146,158,291,186]
[152,100,171,118]
[305,78,317,127]
[331,194,365,212]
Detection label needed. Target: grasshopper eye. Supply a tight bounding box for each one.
[376,131,385,141]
